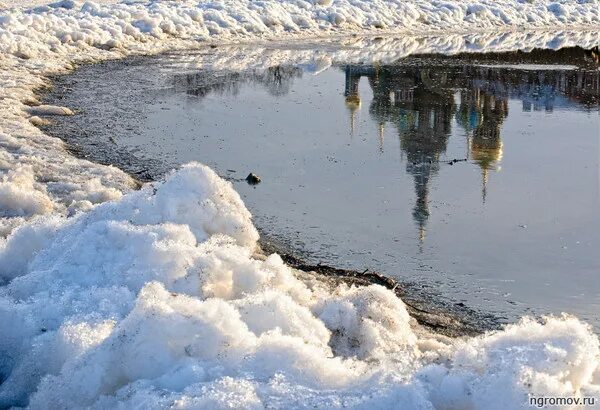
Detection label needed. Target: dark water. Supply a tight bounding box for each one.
[44,44,600,327]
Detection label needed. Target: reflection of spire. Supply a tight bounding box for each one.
[344,66,362,137]
[362,65,453,245]
[346,95,361,136]
[390,68,456,246]
[378,122,385,153]
[412,164,431,249]
[482,168,488,204]
[418,225,426,253]
[470,94,507,204]
[367,70,393,151]
[340,60,600,246]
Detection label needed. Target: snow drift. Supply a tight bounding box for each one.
[0,163,595,409]
[1,163,599,409]
[1,0,600,409]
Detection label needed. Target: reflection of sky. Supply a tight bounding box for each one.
[47,50,600,329]
[168,61,600,325]
[172,60,599,257]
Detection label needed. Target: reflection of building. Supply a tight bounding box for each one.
[176,52,599,247]
[344,66,362,136]
[347,65,457,244]
[458,89,507,202]
[394,71,456,244]
[342,56,599,245]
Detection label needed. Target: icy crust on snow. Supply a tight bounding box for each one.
[0,0,118,10]
[0,163,599,409]
[159,30,600,74]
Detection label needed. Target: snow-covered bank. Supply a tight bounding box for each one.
[158,31,600,74]
[0,0,118,10]
[1,0,600,408]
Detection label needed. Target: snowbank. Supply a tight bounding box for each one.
[161,31,600,74]
[1,163,599,409]
[0,1,117,10]
[0,0,600,408]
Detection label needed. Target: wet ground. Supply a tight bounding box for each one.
[42,41,600,329]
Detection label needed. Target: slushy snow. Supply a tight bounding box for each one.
[1,0,600,408]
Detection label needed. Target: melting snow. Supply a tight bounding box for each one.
[0,0,600,408]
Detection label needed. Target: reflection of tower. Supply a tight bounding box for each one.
[368,71,391,153]
[456,84,507,203]
[402,83,456,245]
[471,94,507,203]
[411,160,433,246]
[389,68,456,245]
[352,60,599,247]
[456,89,483,152]
[344,66,362,136]
[363,65,456,246]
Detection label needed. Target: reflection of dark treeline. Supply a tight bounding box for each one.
[463,66,600,110]
[417,46,600,69]
[173,66,303,98]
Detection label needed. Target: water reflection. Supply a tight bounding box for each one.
[346,66,458,243]
[174,66,303,97]
[466,92,506,203]
[342,62,598,241]
[172,52,600,244]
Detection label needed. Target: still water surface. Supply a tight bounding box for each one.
[45,43,600,326]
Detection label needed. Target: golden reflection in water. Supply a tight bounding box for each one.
[460,91,507,203]
[472,124,505,201]
[344,66,363,137]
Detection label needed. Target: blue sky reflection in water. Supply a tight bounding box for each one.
[46,46,600,326]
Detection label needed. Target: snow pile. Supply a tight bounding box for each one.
[0,0,599,408]
[0,1,118,10]
[0,163,599,409]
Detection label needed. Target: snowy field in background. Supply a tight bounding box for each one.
[1,0,600,408]
[0,0,117,10]
[0,0,119,9]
